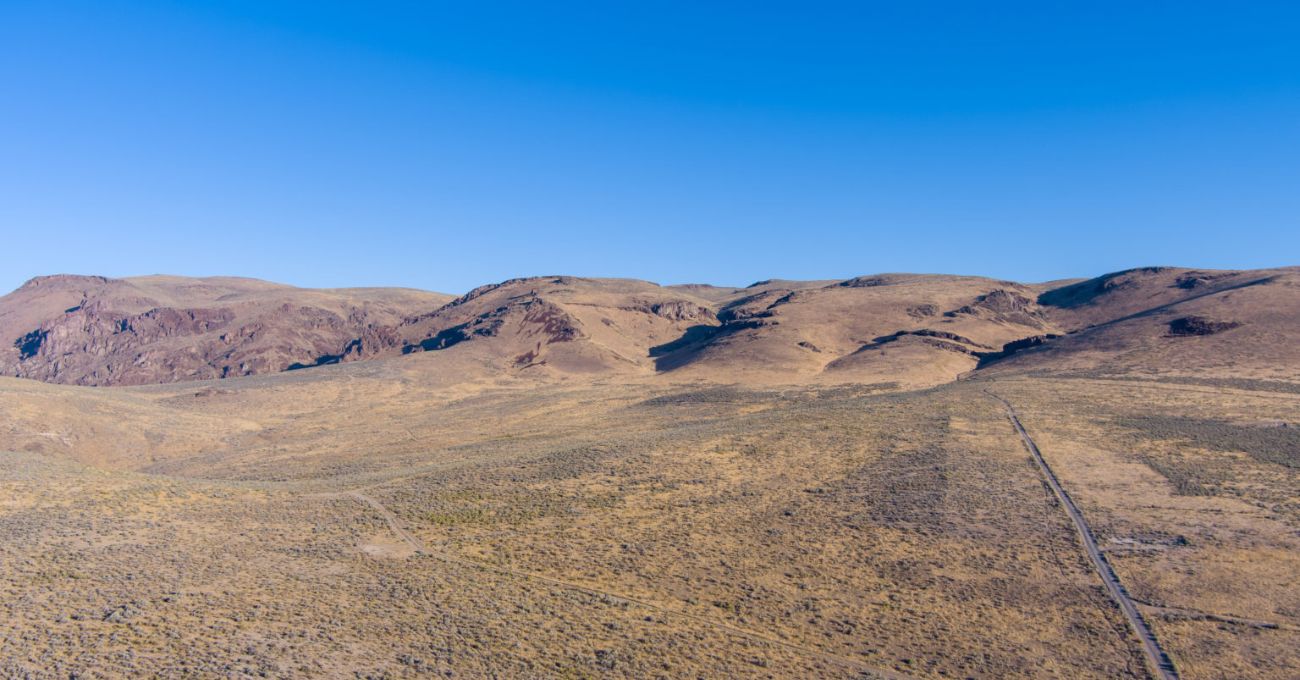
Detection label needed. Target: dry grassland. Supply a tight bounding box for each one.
[4,363,1294,678]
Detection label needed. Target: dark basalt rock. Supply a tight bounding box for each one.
[974,334,1063,366]
[1168,316,1241,336]
[838,276,892,288]
[853,329,989,356]
[871,329,993,350]
[1173,272,1229,290]
[906,304,938,319]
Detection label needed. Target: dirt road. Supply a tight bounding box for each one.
[988,391,1179,680]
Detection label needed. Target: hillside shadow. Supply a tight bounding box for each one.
[650,324,723,371]
[650,325,719,357]
[404,323,471,354]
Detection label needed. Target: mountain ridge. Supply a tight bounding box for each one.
[2,266,1296,388]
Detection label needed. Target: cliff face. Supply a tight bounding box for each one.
[0,275,451,386]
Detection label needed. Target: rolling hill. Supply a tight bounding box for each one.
[1,266,1296,388]
[978,266,1300,382]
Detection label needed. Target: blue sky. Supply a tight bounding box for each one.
[2,2,1297,294]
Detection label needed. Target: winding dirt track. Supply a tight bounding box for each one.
[342,492,904,679]
[987,392,1180,680]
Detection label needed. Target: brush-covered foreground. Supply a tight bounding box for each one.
[1,359,1296,678]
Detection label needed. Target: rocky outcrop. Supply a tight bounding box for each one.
[948,289,1032,315]
[622,300,716,323]
[838,276,893,288]
[906,304,938,319]
[1173,272,1230,290]
[7,305,345,384]
[945,289,1047,327]
[6,305,242,384]
[1168,316,1241,336]
[975,334,1063,366]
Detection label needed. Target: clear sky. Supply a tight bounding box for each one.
[2,2,1297,294]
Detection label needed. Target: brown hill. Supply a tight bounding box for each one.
[336,276,720,377]
[310,273,1078,388]
[0,274,451,385]
[979,266,1300,382]
[658,274,1061,387]
[299,273,1068,387]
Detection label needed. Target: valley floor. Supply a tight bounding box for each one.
[1,372,1297,678]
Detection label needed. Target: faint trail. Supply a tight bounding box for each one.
[333,490,903,679]
[987,391,1179,680]
[348,492,426,555]
[1129,598,1294,631]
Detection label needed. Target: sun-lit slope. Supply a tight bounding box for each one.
[1036,266,1285,330]
[659,274,1060,386]
[339,276,721,377]
[330,273,1066,387]
[0,274,451,385]
[982,266,1300,381]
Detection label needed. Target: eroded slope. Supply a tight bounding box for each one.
[0,275,451,385]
